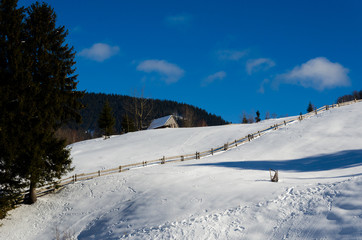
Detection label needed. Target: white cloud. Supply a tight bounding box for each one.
[78,43,120,62]
[258,79,270,94]
[277,57,350,91]
[136,59,185,84]
[217,49,247,61]
[165,14,192,25]
[202,71,226,87]
[246,58,275,75]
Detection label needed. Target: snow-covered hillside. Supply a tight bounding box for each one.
[1,102,362,239]
[68,116,295,175]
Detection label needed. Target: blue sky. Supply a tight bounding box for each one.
[19,0,362,123]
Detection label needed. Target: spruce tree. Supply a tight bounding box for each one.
[255,110,261,122]
[98,100,116,138]
[22,2,83,204]
[1,1,83,209]
[307,101,314,113]
[0,0,29,215]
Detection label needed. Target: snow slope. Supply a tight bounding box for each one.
[1,102,362,239]
[68,117,294,175]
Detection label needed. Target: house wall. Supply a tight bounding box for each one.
[165,117,179,128]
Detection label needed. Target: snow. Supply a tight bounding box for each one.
[1,102,362,239]
[68,116,293,175]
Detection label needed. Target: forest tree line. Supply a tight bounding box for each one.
[57,92,229,144]
[336,90,362,103]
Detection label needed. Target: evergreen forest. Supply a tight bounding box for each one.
[59,92,229,143]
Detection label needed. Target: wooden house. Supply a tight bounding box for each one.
[148,115,179,130]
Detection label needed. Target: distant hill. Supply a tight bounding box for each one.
[60,92,229,143]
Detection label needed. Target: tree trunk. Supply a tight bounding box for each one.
[26,182,37,204]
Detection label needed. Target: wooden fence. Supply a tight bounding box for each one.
[27,99,362,199]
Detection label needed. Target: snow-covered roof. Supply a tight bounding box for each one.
[148,115,174,129]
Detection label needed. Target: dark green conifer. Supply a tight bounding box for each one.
[1,1,83,210]
[255,110,261,122]
[21,2,82,204]
[307,101,314,113]
[98,100,116,138]
[0,0,29,216]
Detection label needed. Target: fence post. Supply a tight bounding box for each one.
[53,182,58,193]
[181,156,184,161]
[224,142,229,151]
[284,121,286,126]
[98,170,100,177]
[235,140,237,147]
[269,169,279,182]
[211,148,214,155]
[196,152,200,159]
[119,166,122,172]
[161,156,165,164]
[258,131,261,137]
[75,174,77,182]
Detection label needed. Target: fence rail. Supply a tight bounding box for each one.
[23,99,362,199]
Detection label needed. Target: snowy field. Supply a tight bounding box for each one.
[1,102,362,239]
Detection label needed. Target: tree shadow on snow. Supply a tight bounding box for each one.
[190,149,362,173]
[77,200,144,240]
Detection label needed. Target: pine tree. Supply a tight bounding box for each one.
[22,2,83,204]
[1,1,83,209]
[98,100,116,138]
[307,101,314,113]
[255,110,261,122]
[0,0,29,216]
